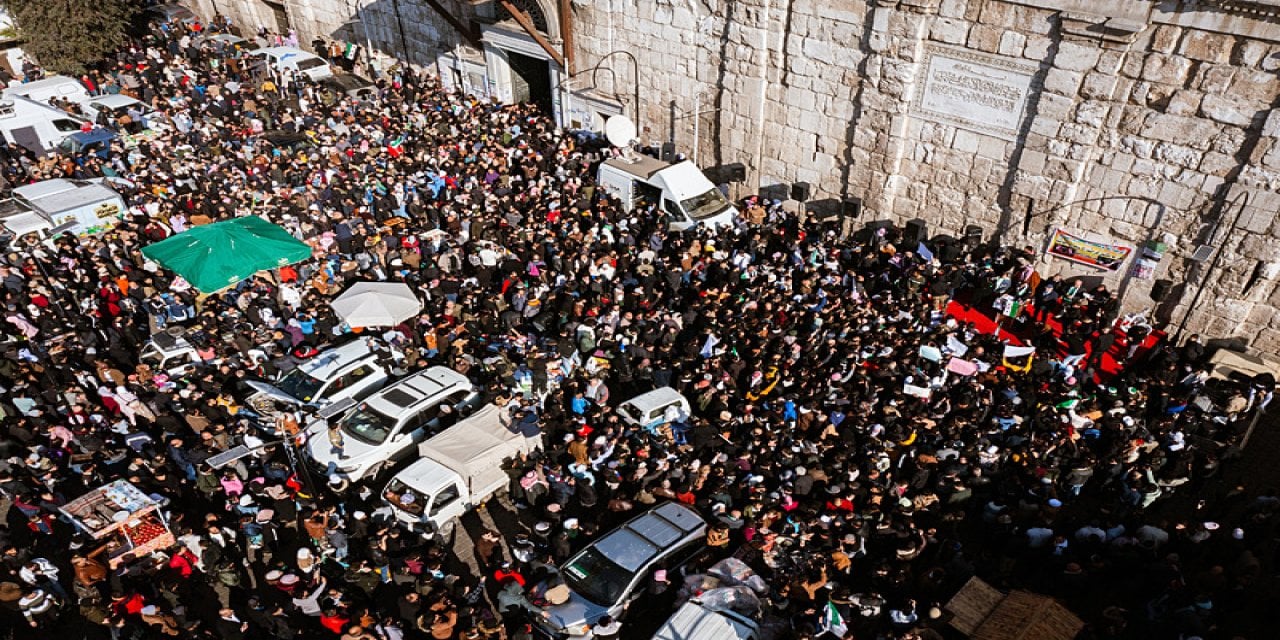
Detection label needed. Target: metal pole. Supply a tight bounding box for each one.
[1175,189,1252,341]
[692,92,700,165]
[391,0,411,63]
[1240,407,1264,451]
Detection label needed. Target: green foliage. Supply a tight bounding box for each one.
[3,0,136,74]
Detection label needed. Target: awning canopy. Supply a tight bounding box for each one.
[140,216,312,293]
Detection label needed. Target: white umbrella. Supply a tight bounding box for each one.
[330,282,422,328]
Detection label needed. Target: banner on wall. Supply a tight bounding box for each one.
[1045,228,1133,272]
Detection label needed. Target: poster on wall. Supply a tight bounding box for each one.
[1045,228,1133,272]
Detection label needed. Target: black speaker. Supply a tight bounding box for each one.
[904,218,928,244]
[1150,279,1173,302]
[791,182,811,202]
[841,198,862,219]
[727,163,746,182]
[963,224,984,248]
[660,142,676,162]
[853,219,895,245]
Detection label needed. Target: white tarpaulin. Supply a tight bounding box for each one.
[1003,345,1036,358]
[418,405,542,493]
[330,281,422,327]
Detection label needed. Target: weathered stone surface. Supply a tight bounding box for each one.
[206,0,1280,348]
[1150,25,1182,54]
[1142,54,1194,85]
[999,30,1026,57]
[966,24,1001,53]
[1164,90,1203,117]
[1179,30,1235,64]
[1043,68,1083,96]
[1200,94,1258,127]
[1055,40,1102,72]
[930,17,968,44]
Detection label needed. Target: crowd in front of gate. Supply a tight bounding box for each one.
[0,10,1275,640]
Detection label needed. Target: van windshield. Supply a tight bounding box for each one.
[297,58,327,71]
[681,188,731,220]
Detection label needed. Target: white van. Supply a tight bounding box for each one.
[597,155,738,231]
[0,95,89,154]
[616,386,691,432]
[249,47,334,82]
[8,178,125,236]
[4,76,92,106]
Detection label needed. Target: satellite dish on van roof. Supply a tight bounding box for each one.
[604,115,637,148]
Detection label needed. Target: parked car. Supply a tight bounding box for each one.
[653,598,761,640]
[248,47,335,82]
[80,95,167,136]
[243,339,391,418]
[198,32,262,54]
[260,129,314,154]
[616,386,691,431]
[317,74,377,104]
[143,3,199,26]
[305,366,480,481]
[533,502,708,637]
[139,331,212,377]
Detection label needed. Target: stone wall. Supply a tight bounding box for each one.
[193,0,1280,350]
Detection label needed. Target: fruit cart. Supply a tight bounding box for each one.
[60,480,175,568]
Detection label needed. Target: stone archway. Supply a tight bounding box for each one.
[495,0,561,41]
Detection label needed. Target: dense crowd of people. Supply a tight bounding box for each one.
[0,11,1275,640]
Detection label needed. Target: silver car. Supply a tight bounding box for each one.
[533,502,708,637]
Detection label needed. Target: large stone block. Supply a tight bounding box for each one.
[1095,50,1125,75]
[1200,151,1239,177]
[967,24,1001,53]
[999,31,1026,57]
[938,0,966,19]
[1080,72,1118,100]
[1142,53,1194,85]
[1020,148,1048,174]
[1013,172,1052,199]
[929,17,969,45]
[1164,89,1203,117]
[1074,101,1109,128]
[979,0,1016,27]
[1200,94,1259,127]
[953,129,981,154]
[1055,40,1102,72]
[1154,143,1202,169]
[1196,64,1237,94]
[1024,34,1052,60]
[1151,25,1182,54]
[1179,30,1235,64]
[1142,113,1222,146]
[1236,39,1269,68]
[1229,69,1280,102]
[1043,68,1083,96]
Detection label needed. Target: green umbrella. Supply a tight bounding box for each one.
[141,217,312,293]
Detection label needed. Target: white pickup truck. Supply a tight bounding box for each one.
[382,404,541,539]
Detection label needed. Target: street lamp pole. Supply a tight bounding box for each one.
[1174,189,1253,341]
[554,50,640,137]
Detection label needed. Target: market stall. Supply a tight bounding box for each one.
[59,480,175,568]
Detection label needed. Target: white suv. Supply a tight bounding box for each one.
[305,366,480,481]
[244,339,390,418]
